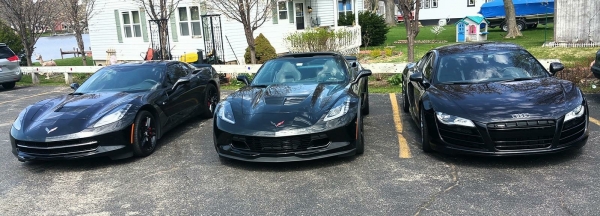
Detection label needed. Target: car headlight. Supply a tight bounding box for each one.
[436,112,475,127]
[93,104,132,128]
[564,105,584,122]
[324,97,351,121]
[12,107,29,131]
[217,101,235,124]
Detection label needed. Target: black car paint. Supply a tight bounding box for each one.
[592,49,600,79]
[10,61,220,161]
[214,52,371,162]
[402,42,589,155]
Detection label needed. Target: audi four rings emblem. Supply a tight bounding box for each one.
[511,113,530,119]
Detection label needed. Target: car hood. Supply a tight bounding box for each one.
[430,77,582,122]
[230,83,348,115]
[20,92,142,136]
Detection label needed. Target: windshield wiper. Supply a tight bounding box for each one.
[69,92,85,95]
[250,84,269,88]
[502,77,534,82]
[442,81,474,85]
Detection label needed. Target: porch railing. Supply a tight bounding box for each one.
[284,25,362,55]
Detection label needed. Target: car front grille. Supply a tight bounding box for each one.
[437,124,485,149]
[559,115,586,146]
[16,138,98,156]
[231,133,329,153]
[487,120,556,150]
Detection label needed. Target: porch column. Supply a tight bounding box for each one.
[334,0,338,28]
[353,0,358,25]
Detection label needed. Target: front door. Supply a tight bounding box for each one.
[457,23,466,42]
[295,3,305,30]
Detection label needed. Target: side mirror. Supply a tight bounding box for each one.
[409,72,424,82]
[70,83,80,90]
[237,75,250,86]
[172,77,190,90]
[549,62,564,75]
[351,62,357,67]
[353,69,372,84]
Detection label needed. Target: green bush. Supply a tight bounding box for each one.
[339,11,390,47]
[244,33,277,64]
[384,47,393,57]
[284,27,352,53]
[370,48,382,58]
[0,21,23,53]
[229,73,255,86]
[387,74,403,86]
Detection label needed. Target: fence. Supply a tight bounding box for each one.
[19,59,559,84]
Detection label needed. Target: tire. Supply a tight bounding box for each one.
[501,22,508,32]
[361,83,370,115]
[132,110,158,157]
[402,87,409,113]
[2,82,15,89]
[420,107,432,152]
[501,21,525,32]
[202,84,219,118]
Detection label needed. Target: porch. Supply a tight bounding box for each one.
[282,0,362,55]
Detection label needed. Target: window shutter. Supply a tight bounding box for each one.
[288,1,294,23]
[114,10,123,43]
[170,7,179,42]
[140,10,149,42]
[272,0,278,24]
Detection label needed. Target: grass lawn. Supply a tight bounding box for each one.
[365,23,598,66]
[31,56,94,66]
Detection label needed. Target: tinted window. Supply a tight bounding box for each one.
[423,55,434,79]
[166,64,187,85]
[0,46,15,59]
[435,49,549,84]
[74,65,165,93]
[252,56,349,86]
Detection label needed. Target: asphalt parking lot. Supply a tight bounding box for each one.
[1,85,600,215]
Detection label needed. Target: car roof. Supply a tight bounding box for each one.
[278,52,342,58]
[344,56,357,61]
[434,42,524,56]
[0,43,6,47]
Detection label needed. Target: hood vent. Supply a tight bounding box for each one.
[284,97,306,105]
[264,97,285,105]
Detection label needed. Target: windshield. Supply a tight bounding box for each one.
[251,57,348,86]
[435,49,549,84]
[75,65,165,93]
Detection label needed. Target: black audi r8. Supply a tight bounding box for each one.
[10,61,220,161]
[213,52,372,162]
[402,42,589,156]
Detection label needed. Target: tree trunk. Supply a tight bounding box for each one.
[74,27,87,66]
[399,0,420,62]
[385,0,396,26]
[503,0,522,38]
[244,26,256,64]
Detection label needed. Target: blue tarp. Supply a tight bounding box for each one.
[479,0,554,18]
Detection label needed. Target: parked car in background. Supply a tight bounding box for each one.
[213,52,371,162]
[591,49,600,79]
[0,43,23,89]
[402,42,588,156]
[10,61,221,162]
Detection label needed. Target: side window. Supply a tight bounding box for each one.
[179,63,194,74]
[423,55,434,79]
[417,52,431,71]
[166,64,187,85]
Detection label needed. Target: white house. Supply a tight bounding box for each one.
[87,0,364,66]
[378,0,493,25]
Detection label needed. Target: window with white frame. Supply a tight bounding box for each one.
[278,1,288,20]
[178,6,202,37]
[424,0,430,9]
[431,0,438,8]
[467,0,475,7]
[338,0,352,17]
[122,11,142,38]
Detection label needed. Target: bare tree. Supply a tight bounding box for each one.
[363,0,379,11]
[207,0,272,64]
[503,0,522,38]
[57,0,97,66]
[0,0,59,66]
[398,0,420,62]
[135,0,183,60]
[385,0,396,26]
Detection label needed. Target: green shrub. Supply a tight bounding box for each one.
[229,73,255,86]
[370,48,382,58]
[387,74,403,86]
[244,33,277,64]
[338,11,390,47]
[384,47,393,57]
[284,27,352,53]
[0,21,23,53]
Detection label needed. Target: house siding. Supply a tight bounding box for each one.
[89,0,341,65]
[418,0,487,22]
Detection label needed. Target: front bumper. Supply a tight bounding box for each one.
[213,119,360,162]
[10,127,134,161]
[425,111,589,156]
